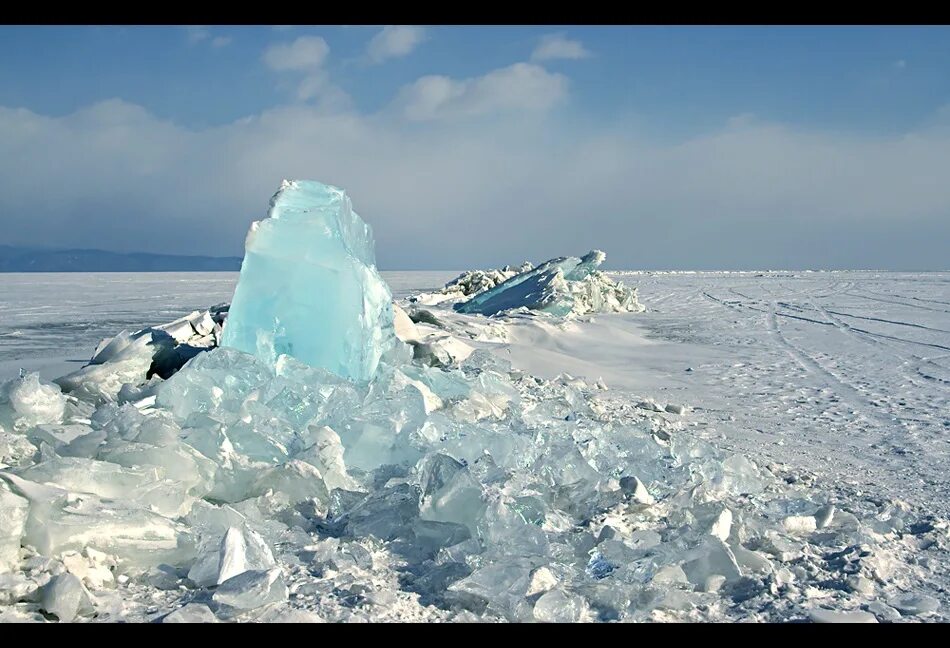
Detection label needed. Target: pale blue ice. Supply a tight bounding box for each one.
[221,180,395,381]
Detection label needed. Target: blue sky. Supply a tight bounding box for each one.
[1,25,949,269]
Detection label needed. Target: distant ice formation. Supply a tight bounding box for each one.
[434,250,644,317]
[442,262,534,299]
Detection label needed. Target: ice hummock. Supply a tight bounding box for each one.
[221,180,395,382]
[452,250,644,317]
[442,262,534,299]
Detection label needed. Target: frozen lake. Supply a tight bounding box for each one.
[2,270,949,517]
[2,269,949,620]
[630,271,950,518]
[424,270,949,521]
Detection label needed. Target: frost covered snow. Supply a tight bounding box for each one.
[0,184,947,623]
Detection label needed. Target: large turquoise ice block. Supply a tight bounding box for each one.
[221,180,395,381]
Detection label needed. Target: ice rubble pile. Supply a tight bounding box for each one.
[1,353,941,622]
[448,250,644,318]
[0,180,943,623]
[442,262,535,299]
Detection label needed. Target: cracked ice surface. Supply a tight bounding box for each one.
[221,179,395,382]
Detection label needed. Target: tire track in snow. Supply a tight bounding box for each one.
[656,275,950,519]
[705,290,836,327]
[914,355,950,386]
[810,301,925,417]
[775,301,950,351]
[641,291,678,309]
[770,295,937,472]
[704,285,927,432]
[845,328,950,352]
[758,297,923,484]
[812,298,948,452]
[910,295,950,307]
[764,299,900,430]
[821,308,950,335]
[765,306,811,374]
[701,291,744,312]
[854,285,950,307]
[846,290,950,315]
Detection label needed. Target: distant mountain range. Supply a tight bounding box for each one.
[0,245,243,272]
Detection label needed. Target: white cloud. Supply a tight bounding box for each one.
[395,63,569,121]
[185,26,210,44]
[367,26,426,63]
[185,27,232,49]
[262,36,343,105]
[531,33,591,62]
[262,36,351,110]
[893,59,907,70]
[2,88,950,270]
[295,72,352,111]
[296,72,330,101]
[263,36,330,71]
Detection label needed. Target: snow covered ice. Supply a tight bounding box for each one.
[453,250,644,318]
[221,180,395,382]
[0,184,947,623]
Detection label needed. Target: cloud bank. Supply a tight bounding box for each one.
[2,40,949,270]
[367,26,426,63]
[263,36,330,71]
[531,33,592,62]
[185,26,232,49]
[394,63,568,121]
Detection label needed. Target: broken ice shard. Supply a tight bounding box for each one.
[221,180,395,381]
